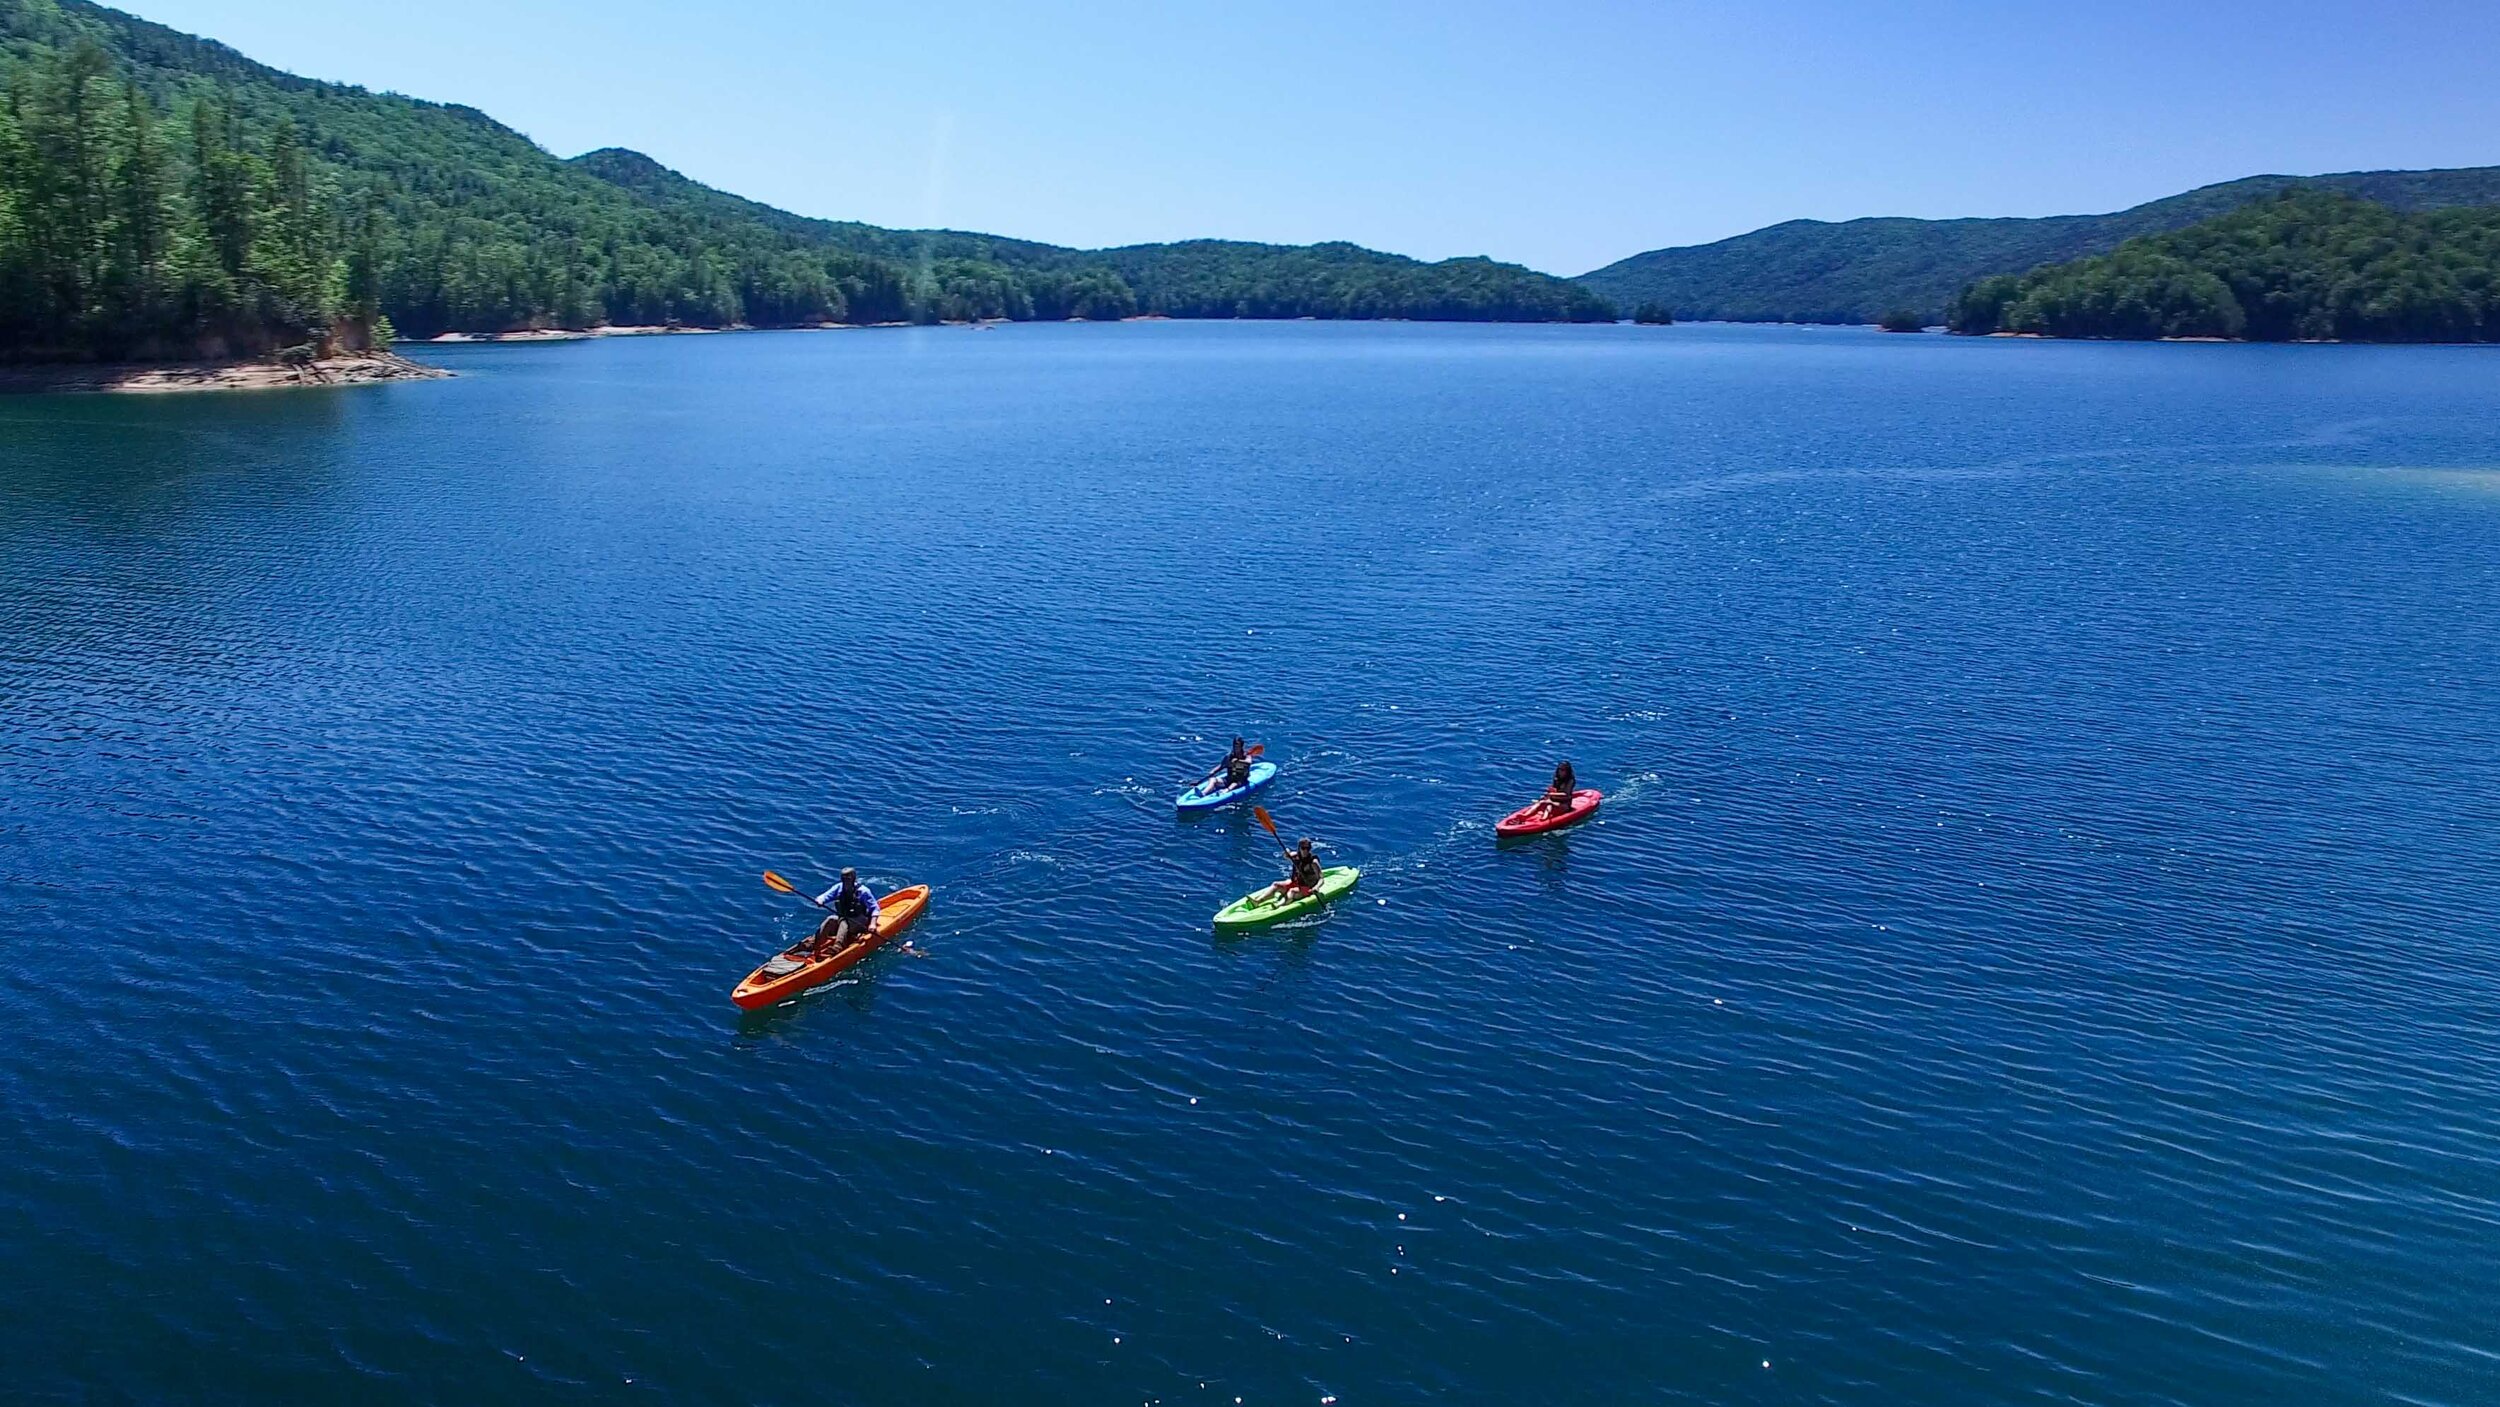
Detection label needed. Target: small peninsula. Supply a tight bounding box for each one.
[0,350,446,395]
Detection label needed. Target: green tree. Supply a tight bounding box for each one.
[106,80,169,340]
[1948,190,2500,343]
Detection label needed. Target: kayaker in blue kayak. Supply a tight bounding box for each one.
[808,867,879,956]
[1200,738,1254,796]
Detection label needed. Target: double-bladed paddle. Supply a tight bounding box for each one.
[1251,804,1298,865]
[762,869,832,911]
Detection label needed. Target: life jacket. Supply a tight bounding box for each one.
[835,883,874,922]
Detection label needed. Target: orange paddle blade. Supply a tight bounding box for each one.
[762,870,799,895]
[1252,805,1278,835]
[1246,744,1264,759]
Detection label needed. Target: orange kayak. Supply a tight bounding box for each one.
[731,884,930,1010]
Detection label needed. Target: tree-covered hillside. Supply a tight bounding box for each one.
[1945,190,2500,342]
[1578,167,2500,325]
[1098,240,1610,321]
[0,0,1608,361]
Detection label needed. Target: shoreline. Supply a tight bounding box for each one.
[425,321,927,344]
[0,350,453,396]
[12,326,2465,395]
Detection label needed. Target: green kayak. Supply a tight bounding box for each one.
[1213,866,1361,930]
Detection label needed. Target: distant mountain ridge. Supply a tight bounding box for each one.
[0,0,1607,363]
[564,147,1078,269]
[564,147,1613,325]
[1578,167,2500,324]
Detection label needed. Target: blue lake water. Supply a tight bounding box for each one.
[4,322,2499,1404]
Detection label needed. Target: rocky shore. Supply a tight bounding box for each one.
[0,350,452,396]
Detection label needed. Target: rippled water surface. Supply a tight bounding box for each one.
[5,323,2500,1405]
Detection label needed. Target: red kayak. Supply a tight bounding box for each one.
[1494,788,1602,838]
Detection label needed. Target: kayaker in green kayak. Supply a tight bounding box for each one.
[1263,837,1325,900]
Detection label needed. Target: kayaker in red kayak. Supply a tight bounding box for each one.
[1537,761,1578,818]
[807,867,880,956]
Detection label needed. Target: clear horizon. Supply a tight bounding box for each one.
[108,0,2500,275]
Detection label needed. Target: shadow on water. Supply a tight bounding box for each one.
[1211,916,1333,999]
[0,386,355,506]
[1,388,375,715]
[730,953,910,1040]
[1493,825,1590,889]
[1174,788,1282,826]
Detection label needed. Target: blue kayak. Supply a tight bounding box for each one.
[1176,759,1277,812]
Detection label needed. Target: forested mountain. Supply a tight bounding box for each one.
[1578,167,2500,325]
[0,0,1608,362]
[1944,190,2500,342]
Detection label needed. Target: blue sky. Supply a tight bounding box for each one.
[117,0,2500,274]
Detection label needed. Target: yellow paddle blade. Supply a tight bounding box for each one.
[762,870,799,895]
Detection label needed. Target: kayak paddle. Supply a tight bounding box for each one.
[1251,804,1297,865]
[1252,804,1321,904]
[763,869,834,912]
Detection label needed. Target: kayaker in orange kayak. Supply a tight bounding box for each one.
[1265,837,1325,900]
[1537,761,1578,817]
[807,867,880,956]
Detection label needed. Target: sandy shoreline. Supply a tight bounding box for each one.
[0,351,453,396]
[424,323,871,343]
[425,324,747,343]
[425,319,1026,344]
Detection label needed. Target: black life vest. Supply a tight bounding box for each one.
[835,883,874,922]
